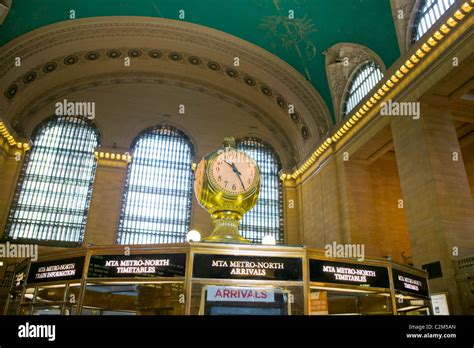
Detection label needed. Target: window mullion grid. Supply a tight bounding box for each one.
[118,127,193,245]
[49,118,80,243]
[136,143,147,244]
[134,144,141,244]
[7,117,97,245]
[169,135,178,243]
[175,137,184,243]
[163,133,172,243]
[120,144,135,244]
[129,151,138,244]
[137,139,148,244]
[12,150,34,239]
[157,133,167,243]
[414,0,455,43]
[27,125,54,241]
[50,120,72,242]
[61,118,88,243]
[176,138,186,242]
[59,119,83,242]
[149,136,157,244]
[37,118,68,242]
[136,144,146,244]
[143,136,152,244]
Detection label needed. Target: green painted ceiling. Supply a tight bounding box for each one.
[0,0,400,119]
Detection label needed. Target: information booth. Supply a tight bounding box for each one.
[189,243,306,315]
[4,242,430,316]
[391,264,431,315]
[13,249,86,316]
[308,250,394,315]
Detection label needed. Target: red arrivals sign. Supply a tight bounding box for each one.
[206,286,275,303]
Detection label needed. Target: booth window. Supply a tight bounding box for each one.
[5,116,99,246]
[236,138,283,244]
[117,125,194,244]
[342,61,383,117]
[411,0,455,43]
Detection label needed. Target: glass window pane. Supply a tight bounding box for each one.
[343,62,383,117]
[117,126,194,244]
[310,288,392,315]
[34,285,66,304]
[82,283,185,315]
[32,305,62,315]
[412,0,455,43]
[5,116,99,245]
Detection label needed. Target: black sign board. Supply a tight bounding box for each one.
[392,269,429,298]
[27,257,85,284]
[421,261,443,279]
[192,254,303,281]
[87,253,186,278]
[309,259,390,288]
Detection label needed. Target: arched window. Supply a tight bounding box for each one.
[343,61,383,117]
[412,0,455,43]
[236,138,283,244]
[5,116,99,246]
[117,125,194,244]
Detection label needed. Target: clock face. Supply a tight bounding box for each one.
[209,150,258,195]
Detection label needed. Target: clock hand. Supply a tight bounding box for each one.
[230,163,246,190]
[224,160,241,175]
[235,171,246,191]
[230,162,242,176]
[223,160,234,170]
[224,161,246,190]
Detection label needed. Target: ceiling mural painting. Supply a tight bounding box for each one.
[257,0,318,82]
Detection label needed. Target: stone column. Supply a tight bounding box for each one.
[282,178,301,245]
[391,103,474,314]
[298,155,347,248]
[83,151,129,246]
[343,161,378,255]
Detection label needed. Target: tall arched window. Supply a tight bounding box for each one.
[117,125,194,244]
[412,0,455,43]
[5,116,99,246]
[236,138,283,244]
[343,61,383,117]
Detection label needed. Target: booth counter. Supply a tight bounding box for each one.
[4,243,431,316]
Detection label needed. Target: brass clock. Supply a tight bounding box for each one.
[194,137,261,243]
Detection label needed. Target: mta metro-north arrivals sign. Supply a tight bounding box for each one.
[309,259,390,288]
[192,254,303,281]
[27,257,85,283]
[87,253,186,278]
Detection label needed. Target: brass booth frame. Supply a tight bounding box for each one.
[5,242,431,316]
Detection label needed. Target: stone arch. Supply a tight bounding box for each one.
[324,42,386,123]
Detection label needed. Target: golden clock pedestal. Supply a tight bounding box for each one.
[203,211,250,243]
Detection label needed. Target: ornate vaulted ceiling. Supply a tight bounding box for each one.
[0,0,400,119]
